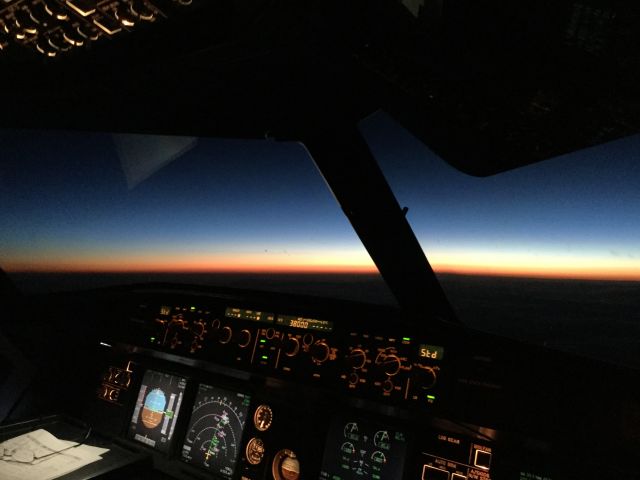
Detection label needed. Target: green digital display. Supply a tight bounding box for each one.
[276,315,334,332]
[225,307,275,323]
[418,344,444,361]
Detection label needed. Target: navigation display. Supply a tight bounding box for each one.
[128,369,187,453]
[181,384,252,478]
[319,417,407,480]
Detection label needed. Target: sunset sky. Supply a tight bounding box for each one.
[1,116,639,281]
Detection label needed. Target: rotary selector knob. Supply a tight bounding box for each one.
[376,352,401,376]
[218,326,233,344]
[191,320,206,338]
[414,365,438,389]
[236,329,252,348]
[282,336,300,357]
[310,341,330,364]
[346,348,367,369]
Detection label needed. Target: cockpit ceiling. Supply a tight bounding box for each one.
[1,0,638,176]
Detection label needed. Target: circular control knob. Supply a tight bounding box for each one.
[282,336,300,357]
[414,365,438,389]
[346,348,367,369]
[348,372,359,386]
[376,352,401,376]
[218,326,233,344]
[191,320,206,338]
[310,341,330,364]
[236,329,252,348]
[265,328,276,340]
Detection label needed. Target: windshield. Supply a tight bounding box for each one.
[2,124,640,369]
[0,129,395,305]
[361,112,640,368]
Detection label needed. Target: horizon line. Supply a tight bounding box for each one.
[7,268,640,283]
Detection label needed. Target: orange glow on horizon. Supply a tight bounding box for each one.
[4,249,640,281]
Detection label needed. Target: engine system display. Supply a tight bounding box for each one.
[128,369,187,453]
[319,417,407,480]
[181,383,252,478]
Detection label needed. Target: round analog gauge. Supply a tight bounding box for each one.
[374,430,390,449]
[272,449,300,480]
[371,450,386,466]
[245,437,265,465]
[253,404,273,432]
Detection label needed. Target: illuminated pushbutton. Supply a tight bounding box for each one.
[62,28,85,47]
[47,32,72,52]
[43,1,69,21]
[115,7,137,27]
[422,465,449,480]
[35,41,57,57]
[29,4,51,26]
[129,0,155,21]
[76,24,101,41]
[14,11,38,35]
[473,449,492,470]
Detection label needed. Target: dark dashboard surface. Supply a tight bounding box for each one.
[3,283,639,480]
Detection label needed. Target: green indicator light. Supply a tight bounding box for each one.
[190,306,196,311]
[427,395,436,400]
[261,355,268,360]
[402,337,411,341]
[260,339,266,343]
[150,337,155,342]
[165,410,174,418]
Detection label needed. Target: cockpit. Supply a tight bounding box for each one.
[1,1,640,480]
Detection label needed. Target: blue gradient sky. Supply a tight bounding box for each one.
[1,120,639,279]
[361,113,640,279]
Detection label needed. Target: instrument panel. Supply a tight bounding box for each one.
[85,287,499,480]
[133,301,447,411]
[77,285,640,480]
